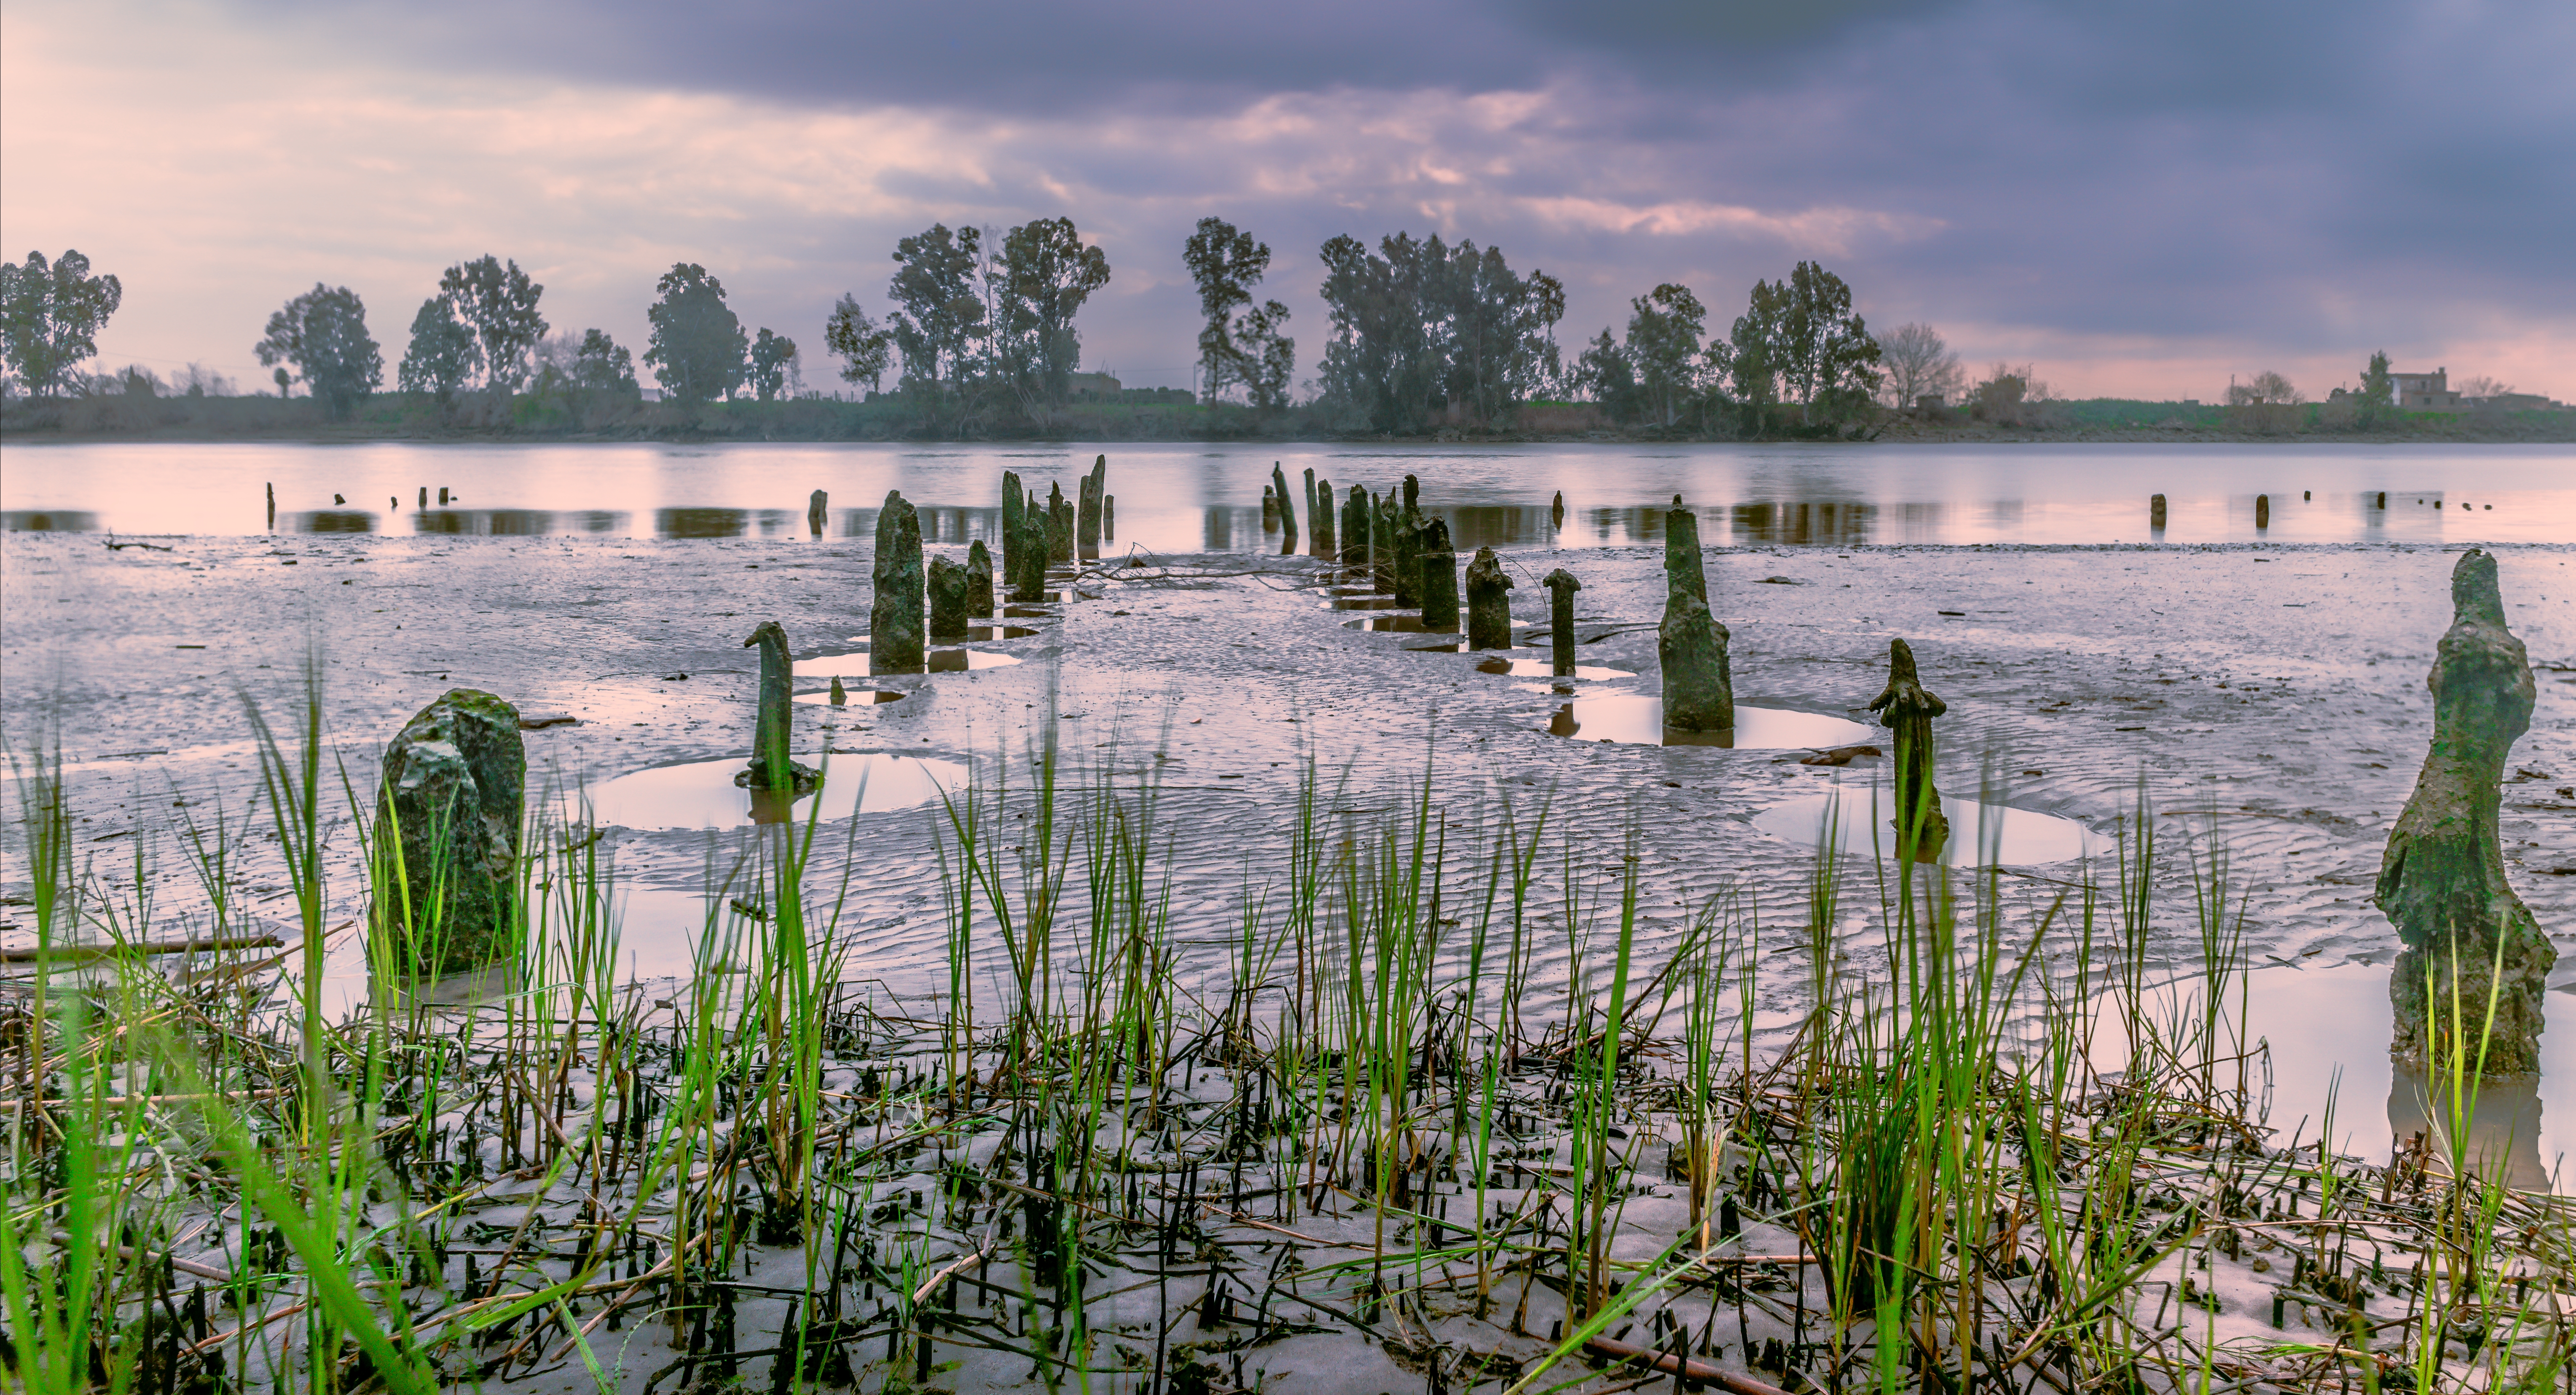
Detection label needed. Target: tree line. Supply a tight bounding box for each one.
[0,239,2441,435]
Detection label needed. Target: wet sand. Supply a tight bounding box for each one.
[5,531,2571,1153]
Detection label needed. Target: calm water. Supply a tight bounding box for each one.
[4,441,2569,548]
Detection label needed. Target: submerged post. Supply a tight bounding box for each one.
[1868,638,1949,861]
[1312,475,1336,559]
[1418,519,1460,632]
[1103,495,1115,542]
[266,482,275,530]
[1551,490,1565,531]
[2255,494,2271,530]
[1271,462,1298,555]
[808,489,829,539]
[870,491,926,673]
[1046,483,1073,564]
[1014,484,1050,601]
[738,620,821,792]
[1001,469,1025,584]
[1342,485,1370,567]
[1658,505,1733,733]
[1465,547,1513,649]
[966,539,995,617]
[377,689,525,972]
[1262,486,1278,530]
[2377,549,2552,1075]
[1303,467,1318,552]
[829,676,848,707]
[1391,512,1424,608]
[1543,568,1581,674]
[928,555,969,638]
[2150,493,2167,530]
[1374,495,1399,593]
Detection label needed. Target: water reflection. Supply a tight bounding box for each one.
[657,506,747,538]
[1546,695,1874,749]
[571,751,964,831]
[1730,500,1875,547]
[793,649,1022,677]
[297,510,374,533]
[792,689,906,706]
[413,508,555,535]
[1474,656,1633,681]
[2,509,98,531]
[1753,784,2100,866]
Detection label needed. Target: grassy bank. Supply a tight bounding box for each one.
[8,391,2568,446]
[2,672,2568,1394]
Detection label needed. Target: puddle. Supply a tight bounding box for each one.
[847,626,1039,642]
[1544,695,1874,750]
[570,751,965,832]
[2088,963,2572,1191]
[1474,656,1634,681]
[1324,597,1404,611]
[792,689,906,706]
[793,649,1021,677]
[1751,783,2101,866]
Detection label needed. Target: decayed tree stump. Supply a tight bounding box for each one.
[928,555,969,638]
[1543,568,1581,674]
[2377,549,2552,1075]
[1465,547,1513,649]
[966,540,995,617]
[738,621,821,795]
[1418,519,1460,632]
[1270,462,1299,555]
[1658,506,1731,732]
[1867,638,1949,861]
[807,488,829,538]
[378,688,524,972]
[870,491,926,673]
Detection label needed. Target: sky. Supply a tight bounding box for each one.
[4,0,2569,401]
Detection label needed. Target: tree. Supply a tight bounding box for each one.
[1184,218,1294,410]
[1570,330,1639,421]
[1727,279,1789,434]
[397,295,479,405]
[0,249,123,397]
[2356,351,2394,407]
[2456,374,2512,400]
[1624,284,1707,427]
[436,255,547,394]
[1771,261,1881,421]
[2226,370,2301,405]
[1874,322,1962,409]
[1441,243,1558,422]
[569,329,639,394]
[995,217,1110,405]
[256,283,382,420]
[824,294,895,393]
[886,224,986,405]
[748,328,798,402]
[644,263,748,405]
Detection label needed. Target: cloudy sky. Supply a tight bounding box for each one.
[5,0,2568,400]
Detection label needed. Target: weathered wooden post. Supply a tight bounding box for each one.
[1261,486,1278,530]
[1046,483,1073,564]
[1543,568,1581,674]
[928,555,969,638]
[2255,493,2271,529]
[737,620,821,791]
[1014,485,1050,601]
[1418,519,1460,632]
[1391,512,1424,608]
[966,539,995,617]
[1402,474,1419,513]
[828,676,848,707]
[869,491,926,673]
[266,482,276,530]
[1303,467,1319,554]
[1374,494,1399,592]
[1078,454,1106,558]
[1465,547,1513,649]
[1312,475,1335,559]
[2151,494,2167,530]
[2378,549,2552,1075]
[1551,490,1565,531]
[1270,462,1299,555]
[1867,638,1949,861]
[1658,505,1733,734]
[1103,496,1115,541]
[377,688,525,971]
[1342,485,1370,568]
[808,489,829,538]
[1001,469,1025,584]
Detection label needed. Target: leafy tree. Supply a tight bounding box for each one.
[887,224,986,404]
[0,249,124,397]
[1772,261,1881,421]
[996,217,1110,404]
[1316,232,1445,429]
[644,263,748,405]
[1570,329,1639,421]
[1441,244,1559,422]
[569,329,639,394]
[824,294,895,393]
[436,255,547,393]
[397,295,479,405]
[1184,218,1293,410]
[255,283,382,419]
[2226,370,2300,405]
[1727,279,1788,435]
[1624,284,1707,428]
[2356,351,2394,407]
[748,328,798,401]
[1874,322,1963,408]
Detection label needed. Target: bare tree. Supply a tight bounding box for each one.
[1874,322,1962,408]
[2227,370,2302,406]
[2456,374,2513,400]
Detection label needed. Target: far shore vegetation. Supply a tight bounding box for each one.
[6,225,2568,444]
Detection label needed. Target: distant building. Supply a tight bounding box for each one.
[2388,367,2466,413]
[1067,371,1122,399]
[1915,394,1945,411]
